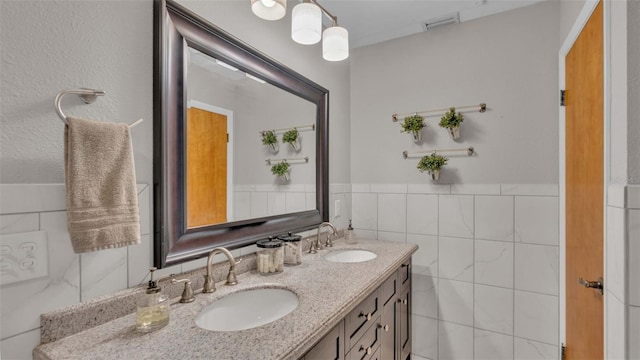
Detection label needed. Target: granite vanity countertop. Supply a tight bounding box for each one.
[34,238,417,360]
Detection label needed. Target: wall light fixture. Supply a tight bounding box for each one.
[253,0,349,61]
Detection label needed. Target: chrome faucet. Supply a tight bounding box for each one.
[202,247,241,293]
[309,222,338,253]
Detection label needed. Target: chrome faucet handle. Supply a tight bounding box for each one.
[306,238,318,254]
[226,258,242,286]
[325,233,334,247]
[171,275,195,303]
[203,274,216,293]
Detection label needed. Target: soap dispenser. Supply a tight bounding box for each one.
[136,267,170,333]
[345,220,356,244]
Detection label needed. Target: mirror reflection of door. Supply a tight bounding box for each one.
[186,106,230,228]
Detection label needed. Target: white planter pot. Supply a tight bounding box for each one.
[286,138,300,151]
[411,130,422,143]
[267,142,279,154]
[279,172,290,182]
[447,126,461,140]
[429,169,440,181]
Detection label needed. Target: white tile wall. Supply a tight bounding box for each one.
[406,194,438,235]
[513,337,558,360]
[438,237,473,281]
[514,243,559,295]
[515,196,559,245]
[413,315,439,360]
[438,195,474,239]
[474,284,514,335]
[474,196,514,242]
[630,305,640,360]
[606,291,627,359]
[351,183,561,360]
[475,240,513,288]
[438,279,474,326]
[514,291,558,345]
[628,209,640,306]
[474,329,514,360]
[606,206,627,302]
[439,321,474,360]
[378,194,406,233]
[409,234,438,277]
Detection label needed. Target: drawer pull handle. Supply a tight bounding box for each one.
[378,323,389,332]
[359,345,372,355]
[397,298,408,305]
[358,311,372,321]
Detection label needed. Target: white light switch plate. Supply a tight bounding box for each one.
[334,199,341,218]
[0,231,48,286]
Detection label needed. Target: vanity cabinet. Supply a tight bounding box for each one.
[303,259,411,360]
[303,322,345,360]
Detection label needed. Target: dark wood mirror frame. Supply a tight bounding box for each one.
[153,0,329,268]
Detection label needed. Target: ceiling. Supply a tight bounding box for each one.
[315,0,544,48]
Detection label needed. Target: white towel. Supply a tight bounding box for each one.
[64,117,141,253]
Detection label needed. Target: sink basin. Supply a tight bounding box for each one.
[324,249,377,263]
[195,288,298,331]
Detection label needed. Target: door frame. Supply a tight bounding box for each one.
[558,0,610,351]
[187,99,235,222]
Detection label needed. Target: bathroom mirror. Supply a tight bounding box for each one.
[154,0,329,268]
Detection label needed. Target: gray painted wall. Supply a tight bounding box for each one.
[0,0,351,186]
[350,1,560,184]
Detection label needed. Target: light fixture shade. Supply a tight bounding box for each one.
[322,26,349,61]
[251,0,286,21]
[291,2,322,45]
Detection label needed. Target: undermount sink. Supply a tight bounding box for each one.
[324,249,377,263]
[195,288,298,331]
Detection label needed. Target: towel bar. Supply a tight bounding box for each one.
[55,88,142,128]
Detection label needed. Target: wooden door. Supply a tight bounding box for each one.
[186,107,228,228]
[565,1,604,358]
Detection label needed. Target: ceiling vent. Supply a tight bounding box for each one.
[422,12,460,31]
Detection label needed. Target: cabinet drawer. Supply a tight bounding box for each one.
[303,321,344,360]
[345,290,380,350]
[380,272,397,306]
[345,318,381,360]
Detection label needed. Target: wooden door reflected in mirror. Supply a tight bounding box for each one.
[186,107,228,228]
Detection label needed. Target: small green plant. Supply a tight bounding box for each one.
[439,107,464,129]
[400,114,426,133]
[261,130,278,145]
[282,128,299,144]
[417,153,448,173]
[271,161,290,176]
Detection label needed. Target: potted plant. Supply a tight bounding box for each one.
[400,113,426,142]
[271,161,290,182]
[417,153,448,181]
[439,107,464,140]
[261,130,279,153]
[282,128,300,151]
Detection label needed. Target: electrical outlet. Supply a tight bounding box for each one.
[0,231,48,286]
[334,199,341,218]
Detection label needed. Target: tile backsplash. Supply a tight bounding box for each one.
[351,183,560,360]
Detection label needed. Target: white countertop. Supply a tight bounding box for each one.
[34,238,417,360]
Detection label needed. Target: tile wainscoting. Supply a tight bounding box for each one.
[0,183,350,360]
[351,183,560,360]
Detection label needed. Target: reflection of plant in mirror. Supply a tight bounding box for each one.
[439,108,464,129]
[282,128,299,144]
[400,114,425,133]
[271,161,290,176]
[262,130,278,145]
[417,153,448,172]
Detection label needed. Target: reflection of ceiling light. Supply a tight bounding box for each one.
[251,0,286,20]
[215,59,239,72]
[246,73,266,84]
[253,0,349,61]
